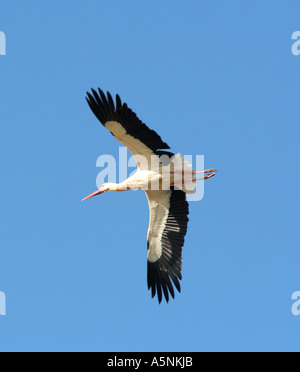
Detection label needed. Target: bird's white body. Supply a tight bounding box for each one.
[112,157,197,193]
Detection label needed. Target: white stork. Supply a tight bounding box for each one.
[82,88,215,303]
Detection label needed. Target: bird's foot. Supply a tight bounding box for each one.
[170,168,217,175]
[194,168,217,174]
[196,172,216,181]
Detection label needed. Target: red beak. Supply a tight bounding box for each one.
[81,189,103,201]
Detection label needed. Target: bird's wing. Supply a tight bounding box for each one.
[145,188,189,303]
[86,88,170,170]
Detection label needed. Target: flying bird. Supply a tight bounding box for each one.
[83,88,215,303]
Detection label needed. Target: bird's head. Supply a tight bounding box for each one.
[82,183,115,201]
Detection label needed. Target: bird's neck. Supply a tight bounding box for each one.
[109,182,127,192]
[115,180,132,192]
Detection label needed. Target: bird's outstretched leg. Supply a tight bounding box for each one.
[171,171,216,186]
[170,168,217,175]
[193,168,217,174]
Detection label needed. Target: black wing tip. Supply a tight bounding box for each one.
[85,87,108,102]
[147,260,181,304]
[86,91,93,101]
[85,87,171,151]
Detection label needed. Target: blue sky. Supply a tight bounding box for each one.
[0,0,299,352]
